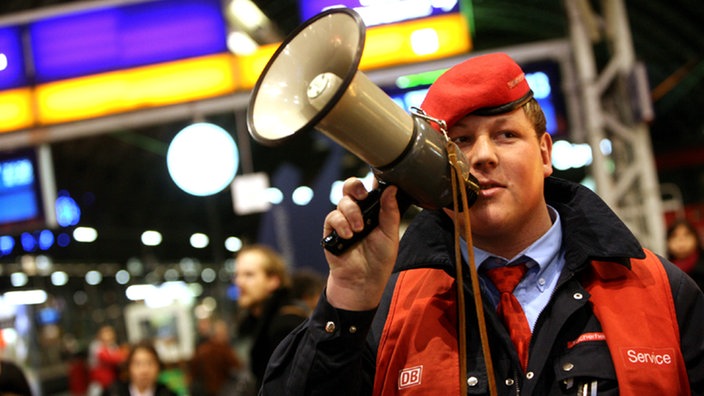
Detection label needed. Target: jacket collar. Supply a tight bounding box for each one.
[395,177,644,274]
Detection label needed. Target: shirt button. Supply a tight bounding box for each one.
[325,321,336,333]
[467,376,479,387]
[348,325,358,334]
[562,362,574,372]
[505,378,515,386]
[526,371,534,380]
[573,292,583,300]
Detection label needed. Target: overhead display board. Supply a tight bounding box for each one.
[29,0,227,83]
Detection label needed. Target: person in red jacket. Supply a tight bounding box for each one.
[87,325,127,396]
[258,52,704,395]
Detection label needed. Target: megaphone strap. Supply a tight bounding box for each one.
[447,142,499,396]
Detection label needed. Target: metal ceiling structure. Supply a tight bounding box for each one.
[0,0,702,266]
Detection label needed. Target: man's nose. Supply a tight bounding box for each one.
[470,136,498,169]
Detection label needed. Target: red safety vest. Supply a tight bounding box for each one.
[373,249,690,395]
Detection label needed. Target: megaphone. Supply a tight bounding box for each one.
[247,8,478,254]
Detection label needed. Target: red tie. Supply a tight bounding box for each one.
[485,263,531,371]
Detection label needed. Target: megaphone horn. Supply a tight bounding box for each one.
[247,8,478,254]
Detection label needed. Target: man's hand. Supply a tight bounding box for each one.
[323,178,401,311]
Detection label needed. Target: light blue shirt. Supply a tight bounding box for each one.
[461,205,565,331]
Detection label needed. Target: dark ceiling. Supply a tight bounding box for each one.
[0,0,703,268]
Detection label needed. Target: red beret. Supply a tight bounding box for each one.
[420,53,533,130]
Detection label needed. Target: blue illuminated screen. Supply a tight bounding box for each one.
[0,26,27,90]
[0,149,46,233]
[29,0,227,82]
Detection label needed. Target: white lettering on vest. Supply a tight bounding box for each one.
[624,348,673,366]
[398,365,423,389]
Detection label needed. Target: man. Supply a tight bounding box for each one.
[233,245,308,390]
[259,53,704,395]
[188,319,243,396]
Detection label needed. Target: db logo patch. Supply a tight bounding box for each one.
[398,365,423,389]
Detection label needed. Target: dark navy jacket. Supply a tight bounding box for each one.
[260,177,704,395]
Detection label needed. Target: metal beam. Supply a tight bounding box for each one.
[565,0,665,254]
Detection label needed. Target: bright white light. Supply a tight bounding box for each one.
[85,270,102,286]
[126,284,157,301]
[265,187,284,204]
[10,272,27,287]
[227,31,258,55]
[572,143,593,167]
[4,290,47,305]
[152,281,193,307]
[403,89,429,109]
[600,138,613,155]
[0,53,7,71]
[73,227,98,243]
[190,233,209,249]
[144,281,192,308]
[554,140,574,171]
[552,140,592,170]
[115,269,130,285]
[329,180,344,205]
[0,328,17,344]
[167,123,239,197]
[201,268,217,283]
[36,255,52,273]
[362,172,376,190]
[225,236,242,252]
[232,172,271,214]
[229,0,268,30]
[141,230,162,246]
[50,271,69,286]
[292,186,314,206]
[410,28,439,56]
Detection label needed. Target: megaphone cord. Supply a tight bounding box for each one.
[448,141,498,396]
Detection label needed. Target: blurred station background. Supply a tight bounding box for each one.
[0,0,702,393]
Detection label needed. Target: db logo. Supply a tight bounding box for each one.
[398,365,423,389]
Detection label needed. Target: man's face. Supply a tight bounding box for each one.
[234,251,280,310]
[444,107,553,251]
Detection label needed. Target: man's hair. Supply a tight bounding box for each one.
[239,244,291,288]
[523,98,547,137]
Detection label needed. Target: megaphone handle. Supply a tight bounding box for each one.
[321,184,409,255]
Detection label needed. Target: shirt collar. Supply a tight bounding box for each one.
[468,205,562,271]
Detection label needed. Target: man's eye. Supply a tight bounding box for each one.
[452,136,470,144]
[498,131,518,139]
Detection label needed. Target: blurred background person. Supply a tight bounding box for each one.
[101,341,176,396]
[188,318,247,396]
[88,326,127,396]
[667,218,704,290]
[0,333,32,396]
[233,245,308,389]
[0,358,32,396]
[290,268,325,315]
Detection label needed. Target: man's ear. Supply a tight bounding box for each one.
[540,132,553,177]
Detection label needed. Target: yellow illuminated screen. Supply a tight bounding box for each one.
[0,88,34,133]
[35,54,237,125]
